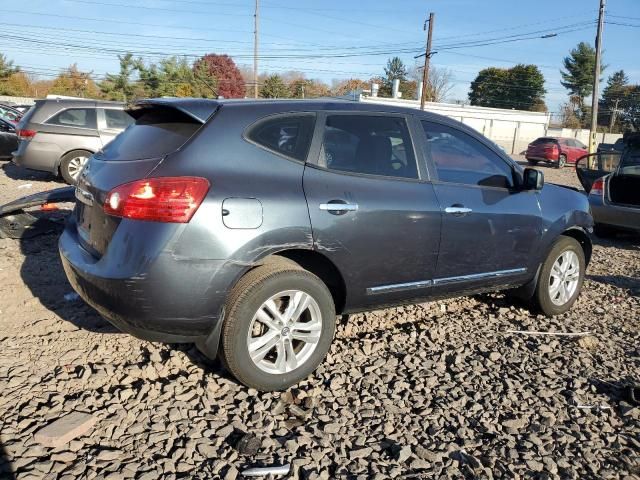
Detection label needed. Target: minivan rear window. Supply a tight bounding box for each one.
[97,107,201,161]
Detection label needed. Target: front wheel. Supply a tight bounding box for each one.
[532,236,585,316]
[218,264,336,391]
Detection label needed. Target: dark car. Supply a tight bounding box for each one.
[577,133,640,236]
[526,136,588,168]
[59,99,593,391]
[0,117,18,160]
[0,104,22,126]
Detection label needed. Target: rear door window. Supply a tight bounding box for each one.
[102,109,134,130]
[97,106,201,161]
[245,114,315,161]
[46,108,97,129]
[318,114,418,179]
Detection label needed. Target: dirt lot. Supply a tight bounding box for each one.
[0,159,638,479]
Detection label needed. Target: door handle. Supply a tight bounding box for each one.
[319,202,358,212]
[445,205,472,215]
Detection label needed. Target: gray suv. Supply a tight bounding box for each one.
[60,98,593,391]
[13,98,133,184]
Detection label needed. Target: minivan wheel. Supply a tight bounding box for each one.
[533,236,585,316]
[219,264,336,391]
[60,150,91,184]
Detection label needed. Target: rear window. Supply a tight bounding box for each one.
[46,108,97,129]
[245,114,316,161]
[97,107,201,161]
[103,109,134,130]
[531,137,557,145]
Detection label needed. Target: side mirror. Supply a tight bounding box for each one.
[523,167,544,190]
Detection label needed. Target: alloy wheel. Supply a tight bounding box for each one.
[548,250,580,306]
[67,155,89,180]
[247,290,323,374]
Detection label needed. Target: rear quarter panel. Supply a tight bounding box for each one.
[151,104,314,264]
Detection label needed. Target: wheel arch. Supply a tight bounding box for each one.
[561,227,592,266]
[55,148,95,175]
[264,249,347,315]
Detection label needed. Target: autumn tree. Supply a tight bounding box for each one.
[332,78,370,96]
[193,54,245,98]
[0,54,19,79]
[49,64,100,98]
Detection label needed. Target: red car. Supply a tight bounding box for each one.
[525,137,588,168]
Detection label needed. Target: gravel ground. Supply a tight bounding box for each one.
[0,159,638,480]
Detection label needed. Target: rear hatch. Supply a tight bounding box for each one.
[527,137,558,160]
[74,100,219,257]
[608,146,640,207]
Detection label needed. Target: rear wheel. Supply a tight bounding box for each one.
[219,264,336,391]
[60,150,91,184]
[557,154,567,169]
[532,236,585,316]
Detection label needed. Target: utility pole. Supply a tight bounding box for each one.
[589,0,605,155]
[420,12,435,111]
[253,0,259,99]
[609,98,620,133]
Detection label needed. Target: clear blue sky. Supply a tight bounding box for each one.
[2,0,639,112]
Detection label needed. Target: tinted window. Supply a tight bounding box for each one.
[97,107,200,161]
[574,139,587,149]
[422,121,514,188]
[319,115,418,179]
[246,114,315,161]
[103,109,134,130]
[531,137,556,146]
[46,108,97,129]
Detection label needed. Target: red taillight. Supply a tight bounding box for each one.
[590,177,604,197]
[17,129,36,141]
[104,177,210,223]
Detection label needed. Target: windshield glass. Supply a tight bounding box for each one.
[619,146,640,176]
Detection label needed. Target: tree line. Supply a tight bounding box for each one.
[467,41,638,132]
[0,52,453,103]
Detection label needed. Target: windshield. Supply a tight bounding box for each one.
[619,146,640,176]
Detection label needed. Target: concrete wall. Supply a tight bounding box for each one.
[0,95,37,106]
[358,96,550,155]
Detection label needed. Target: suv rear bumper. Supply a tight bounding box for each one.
[59,219,239,344]
[12,141,60,174]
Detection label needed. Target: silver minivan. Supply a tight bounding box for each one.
[12,98,133,184]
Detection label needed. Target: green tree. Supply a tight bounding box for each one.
[260,75,289,98]
[599,70,629,131]
[99,53,139,101]
[0,54,19,79]
[560,42,605,124]
[618,84,640,131]
[469,64,546,111]
[381,57,408,97]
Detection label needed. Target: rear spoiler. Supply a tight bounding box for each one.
[127,98,221,124]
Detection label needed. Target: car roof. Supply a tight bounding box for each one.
[132,97,455,124]
[35,98,124,108]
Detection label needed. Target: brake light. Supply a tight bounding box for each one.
[590,177,604,197]
[17,129,36,141]
[104,177,210,223]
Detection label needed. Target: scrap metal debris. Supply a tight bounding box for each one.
[241,464,291,477]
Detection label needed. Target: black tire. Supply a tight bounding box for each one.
[527,159,539,166]
[218,264,336,391]
[532,236,585,316]
[59,150,92,185]
[593,224,617,238]
[557,154,567,169]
